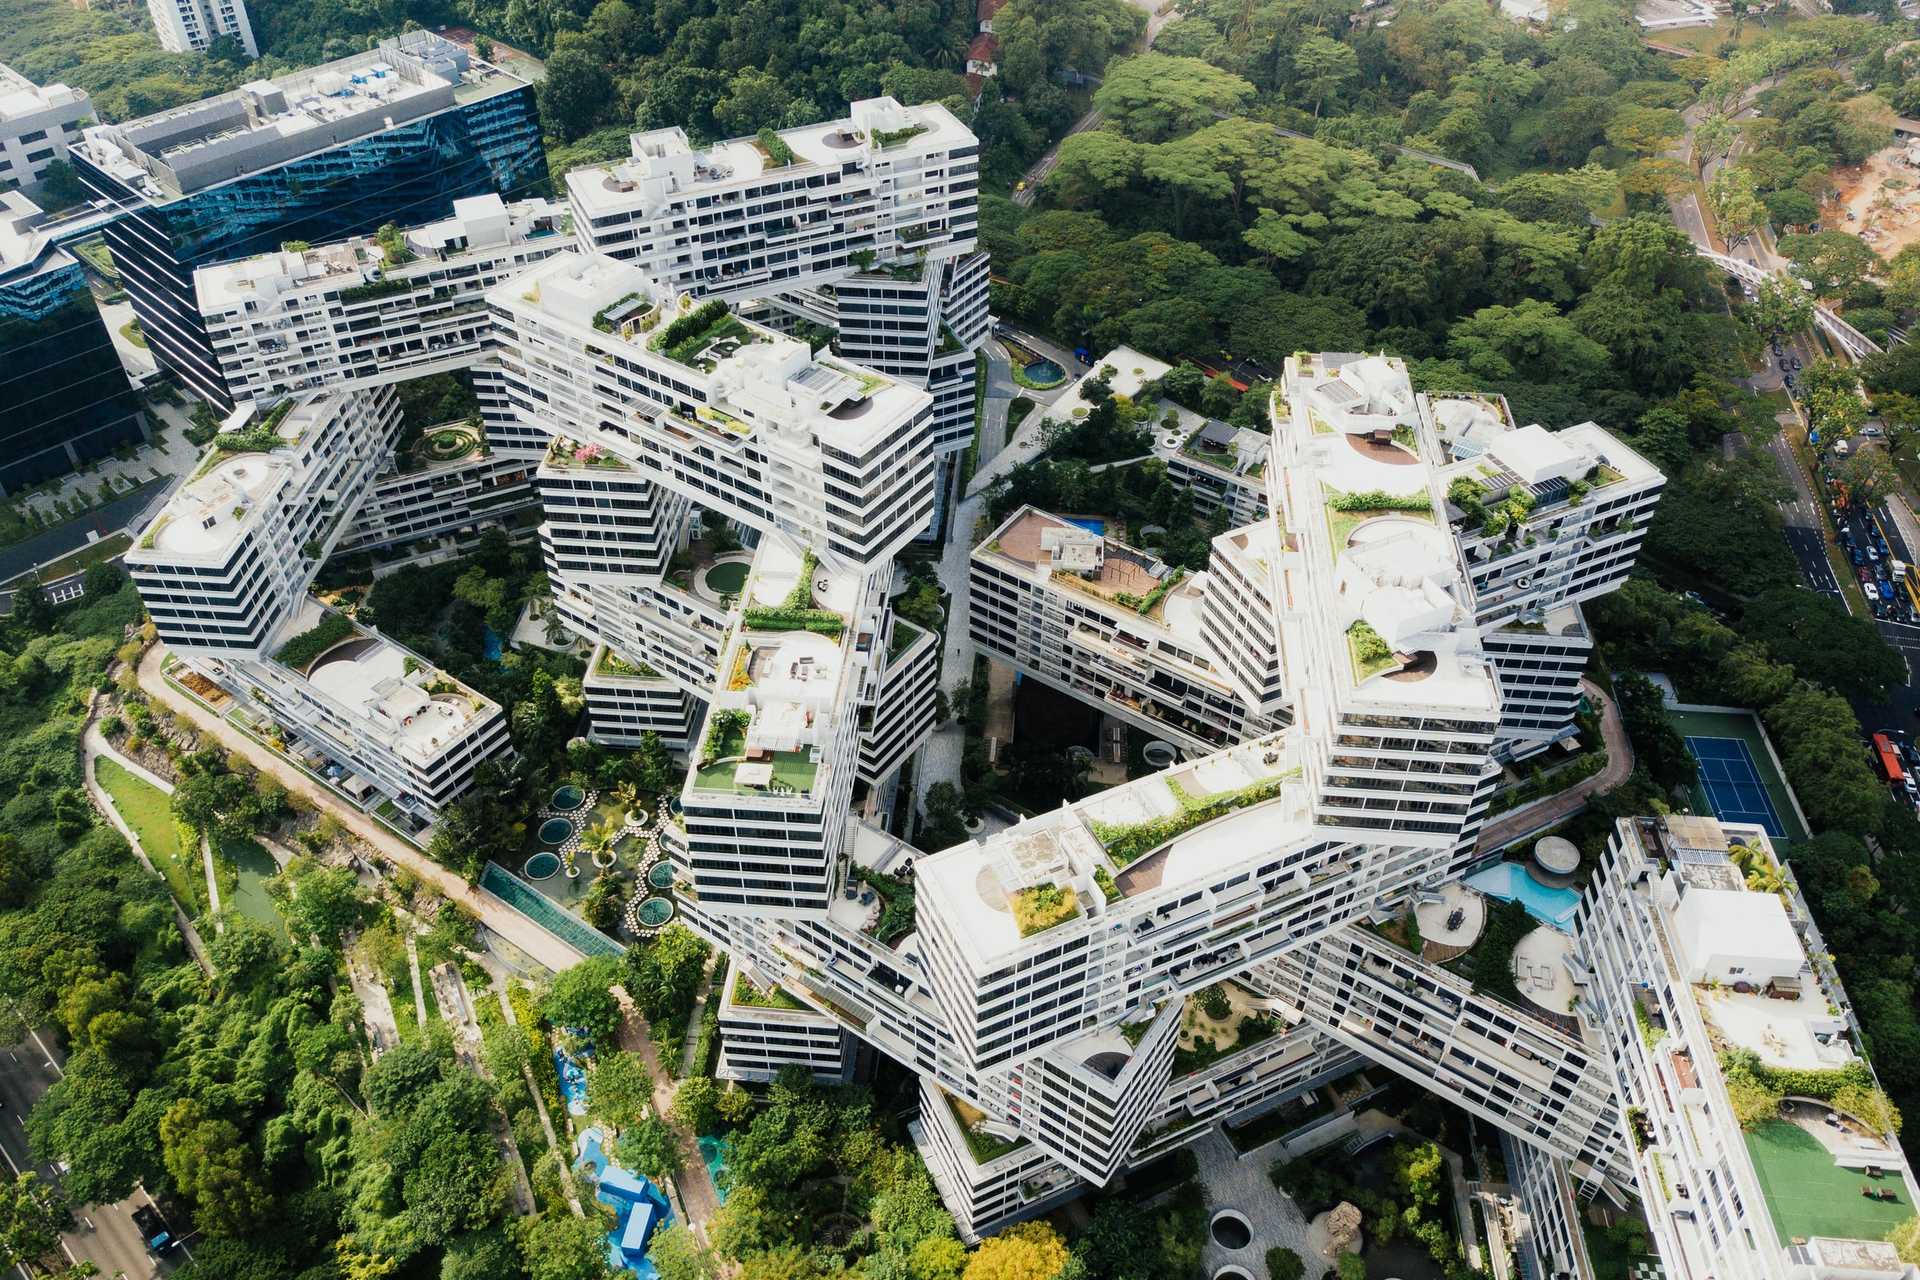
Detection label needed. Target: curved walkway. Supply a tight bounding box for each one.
[136,643,584,973]
[1474,678,1632,855]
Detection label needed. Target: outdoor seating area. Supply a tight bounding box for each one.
[1510,925,1577,1015]
[1413,882,1485,958]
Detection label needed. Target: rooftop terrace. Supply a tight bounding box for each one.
[132,398,312,561]
[78,34,527,200]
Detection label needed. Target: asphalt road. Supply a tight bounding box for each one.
[0,1031,182,1280]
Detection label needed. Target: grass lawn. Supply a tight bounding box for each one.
[692,748,817,794]
[119,320,148,349]
[704,560,749,595]
[95,757,199,909]
[1647,13,1800,55]
[1744,1120,1911,1244]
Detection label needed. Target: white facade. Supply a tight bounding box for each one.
[0,66,92,194]
[196,195,572,408]
[567,97,988,455]
[127,389,511,818]
[147,0,257,58]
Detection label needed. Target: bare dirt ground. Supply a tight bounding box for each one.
[1826,142,1920,260]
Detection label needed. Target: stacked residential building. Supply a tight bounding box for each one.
[126,389,511,821]
[71,32,543,408]
[0,65,94,195]
[0,193,148,493]
[1576,814,1918,1280]
[567,96,989,456]
[147,0,257,57]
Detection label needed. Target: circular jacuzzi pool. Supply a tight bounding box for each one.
[524,852,562,880]
[647,861,676,889]
[550,784,585,811]
[539,817,574,845]
[637,897,674,927]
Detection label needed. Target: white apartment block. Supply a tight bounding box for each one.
[581,643,700,751]
[968,506,1284,755]
[1428,393,1663,761]
[1578,815,1918,1280]
[148,0,257,57]
[335,442,538,556]
[196,195,572,409]
[715,957,854,1085]
[567,97,989,455]
[127,389,511,819]
[0,66,92,195]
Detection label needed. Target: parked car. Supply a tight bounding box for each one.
[1791,356,1803,370]
[1866,582,1881,601]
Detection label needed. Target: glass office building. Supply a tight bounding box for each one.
[70,33,545,408]
[0,197,146,494]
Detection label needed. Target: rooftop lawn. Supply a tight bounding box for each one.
[1743,1120,1911,1244]
[692,746,819,795]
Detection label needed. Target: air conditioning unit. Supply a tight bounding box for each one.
[1515,576,1532,589]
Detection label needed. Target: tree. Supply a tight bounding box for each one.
[519,1213,615,1280]
[1889,1214,1920,1265]
[1838,449,1900,509]
[10,582,53,637]
[1447,300,1612,387]
[1750,275,1813,338]
[280,861,366,944]
[159,1099,271,1238]
[963,1220,1069,1280]
[538,45,614,142]
[1780,230,1880,299]
[1707,168,1766,249]
[364,1042,442,1117]
[1092,54,1254,142]
[1743,588,1903,701]
[543,955,623,1041]
[669,1076,721,1133]
[1293,35,1357,118]
[589,1050,655,1133]
[1266,1248,1306,1280]
[919,781,970,850]
[1801,358,1866,440]
[80,561,126,600]
[648,1223,717,1280]
[911,1236,969,1280]
[1614,672,1698,792]
[737,1248,826,1280]
[443,1227,528,1280]
[0,1172,69,1269]
[616,1115,683,1183]
[1336,1253,1367,1280]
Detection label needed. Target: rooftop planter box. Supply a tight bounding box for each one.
[275,613,356,671]
[1012,883,1080,937]
[338,277,411,305]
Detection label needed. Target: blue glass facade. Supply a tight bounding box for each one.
[0,256,146,494]
[74,85,546,408]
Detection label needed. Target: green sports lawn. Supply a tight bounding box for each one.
[1743,1120,1911,1244]
[94,756,200,909]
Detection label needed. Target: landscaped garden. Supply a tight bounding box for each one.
[417,423,482,463]
[94,756,199,910]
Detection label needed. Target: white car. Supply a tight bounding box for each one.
[1866,582,1881,601]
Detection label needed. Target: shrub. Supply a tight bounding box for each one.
[1268,1247,1306,1280]
[1011,883,1079,936]
[274,614,355,670]
[756,127,796,166]
[654,299,729,352]
[1328,489,1430,513]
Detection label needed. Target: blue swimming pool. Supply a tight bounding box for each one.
[1067,517,1106,536]
[1465,861,1581,933]
[698,1134,732,1205]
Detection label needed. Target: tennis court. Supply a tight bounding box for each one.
[1686,736,1786,839]
[1744,1120,1912,1244]
[1666,705,1809,842]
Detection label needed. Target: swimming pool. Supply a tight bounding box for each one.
[1464,861,1581,933]
[698,1134,732,1205]
[1067,517,1106,536]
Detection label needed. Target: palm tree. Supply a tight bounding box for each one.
[613,781,641,822]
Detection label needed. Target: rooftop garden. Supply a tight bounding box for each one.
[592,290,656,335]
[731,972,806,1011]
[1324,486,1435,558]
[872,123,928,150]
[651,298,760,369]
[1011,883,1080,937]
[373,222,415,266]
[1446,898,1533,1003]
[946,1093,1025,1164]
[741,550,847,638]
[593,647,659,680]
[887,618,924,662]
[860,869,916,944]
[207,399,298,459]
[274,612,355,671]
[338,276,412,305]
[1181,427,1237,469]
[545,437,628,470]
[690,708,819,795]
[1173,985,1281,1077]
[1348,620,1398,683]
[755,127,797,167]
[1091,773,1290,867]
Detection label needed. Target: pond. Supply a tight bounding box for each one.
[221,838,286,938]
[1023,357,1066,387]
[698,1134,733,1205]
[539,817,575,845]
[550,784,586,811]
[524,851,563,880]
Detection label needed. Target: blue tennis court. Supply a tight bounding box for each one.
[1686,736,1786,838]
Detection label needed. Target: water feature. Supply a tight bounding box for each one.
[539,817,575,845]
[637,897,674,927]
[478,862,625,958]
[703,560,750,596]
[221,838,286,938]
[482,626,503,662]
[1023,357,1066,387]
[1464,861,1581,932]
[698,1134,733,1205]
[551,784,586,811]
[524,851,562,880]
[1066,516,1106,535]
[646,861,676,889]
[1208,1211,1252,1250]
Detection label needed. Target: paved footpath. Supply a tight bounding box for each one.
[136,643,584,973]
[1475,678,1633,854]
